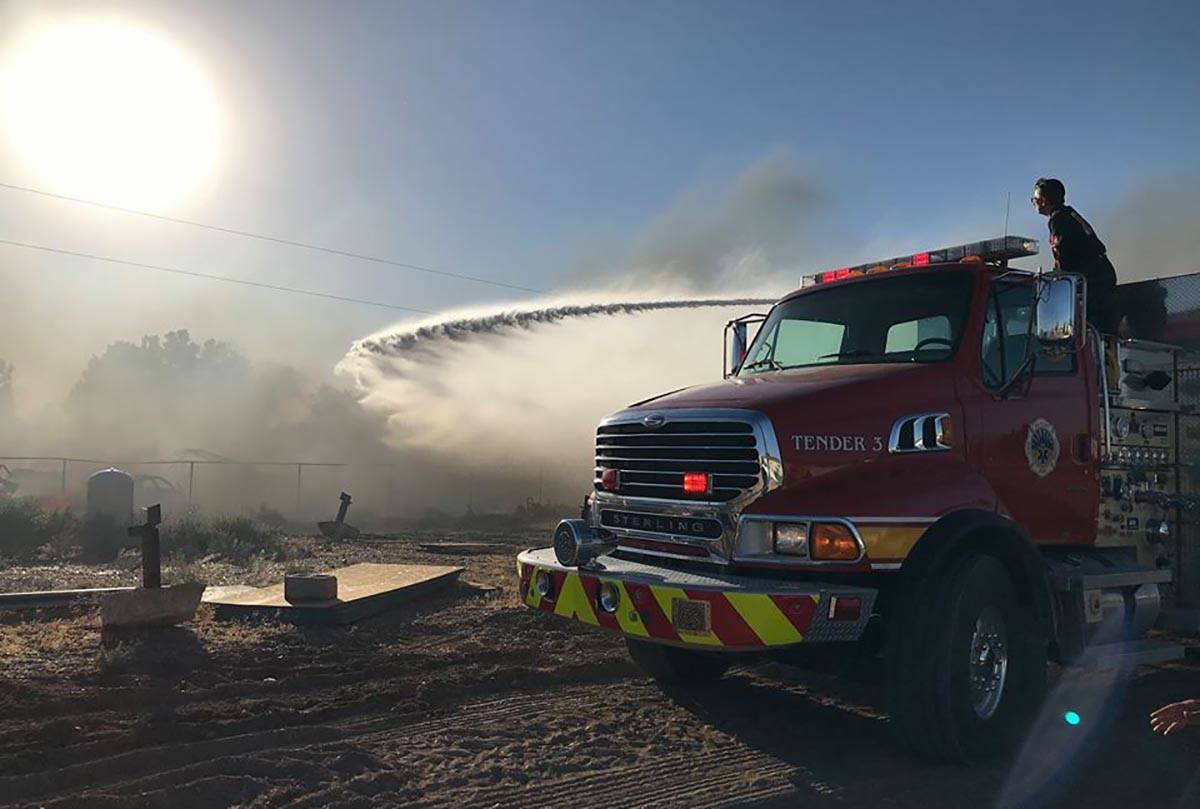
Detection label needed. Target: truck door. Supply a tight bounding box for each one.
[965,279,1098,544]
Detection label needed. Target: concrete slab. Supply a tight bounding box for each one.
[0,586,135,610]
[100,583,204,629]
[205,563,463,625]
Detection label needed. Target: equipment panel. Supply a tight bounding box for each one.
[1179,414,1200,467]
[1098,468,1176,567]
[1103,407,1175,467]
[1112,341,1177,410]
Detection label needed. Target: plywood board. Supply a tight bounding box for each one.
[204,563,462,625]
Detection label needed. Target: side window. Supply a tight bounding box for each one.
[981,300,1004,387]
[981,282,1075,389]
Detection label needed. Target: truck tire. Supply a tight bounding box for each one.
[626,638,730,684]
[887,554,1045,761]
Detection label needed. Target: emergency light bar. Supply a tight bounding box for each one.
[800,235,1040,288]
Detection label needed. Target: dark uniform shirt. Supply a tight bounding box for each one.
[1047,205,1118,331]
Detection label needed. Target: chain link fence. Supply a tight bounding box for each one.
[0,455,575,527]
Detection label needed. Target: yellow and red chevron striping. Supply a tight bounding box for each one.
[518,559,819,650]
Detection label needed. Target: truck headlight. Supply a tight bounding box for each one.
[773,523,809,556]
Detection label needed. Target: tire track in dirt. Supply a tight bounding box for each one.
[443,678,814,809]
[0,685,610,806]
[457,746,790,809]
[1,615,619,791]
[29,671,826,809]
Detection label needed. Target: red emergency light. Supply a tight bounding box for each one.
[800,235,1039,288]
[682,472,710,495]
[601,468,620,491]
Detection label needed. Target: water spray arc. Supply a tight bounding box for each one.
[336,293,784,508]
[348,297,778,360]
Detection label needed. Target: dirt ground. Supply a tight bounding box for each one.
[2,532,1200,809]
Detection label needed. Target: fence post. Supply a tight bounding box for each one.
[60,458,67,494]
[296,463,303,514]
[188,461,195,505]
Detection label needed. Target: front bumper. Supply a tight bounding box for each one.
[517,548,877,651]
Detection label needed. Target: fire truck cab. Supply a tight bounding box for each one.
[518,236,1196,761]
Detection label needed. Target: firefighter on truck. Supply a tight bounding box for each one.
[517,235,1183,762]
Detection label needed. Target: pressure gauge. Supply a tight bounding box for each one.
[1113,415,1131,440]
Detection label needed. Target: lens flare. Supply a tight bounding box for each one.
[0,19,223,208]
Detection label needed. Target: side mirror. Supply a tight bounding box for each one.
[727,320,748,377]
[1036,274,1080,346]
[724,314,766,378]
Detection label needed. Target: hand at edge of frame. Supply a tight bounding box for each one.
[1151,699,1200,736]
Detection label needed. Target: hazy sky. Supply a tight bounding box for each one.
[1,0,1198,406]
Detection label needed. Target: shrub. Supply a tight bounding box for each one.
[161,514,283,565]
[252,504,288,529]
[210,515,284,564]
[0,498,82,560]
[163,554,203,585]
[96,642,131,675]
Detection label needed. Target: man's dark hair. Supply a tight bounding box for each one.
[1035,177,1066,205]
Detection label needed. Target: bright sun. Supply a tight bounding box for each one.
[0,20,222,209]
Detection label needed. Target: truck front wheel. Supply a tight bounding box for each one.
[888,555,1045,761]
[625,638,731,684]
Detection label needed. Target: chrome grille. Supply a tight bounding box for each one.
[595,419,762,502]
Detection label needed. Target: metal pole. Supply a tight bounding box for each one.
[188,461,195,505]
[296,463,303,514]
[387,464,395,516]
[60,458,67,494]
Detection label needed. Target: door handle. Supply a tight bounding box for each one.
[1074,433,1093,462]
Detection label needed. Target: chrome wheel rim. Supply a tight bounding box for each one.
[969,605,1008,720]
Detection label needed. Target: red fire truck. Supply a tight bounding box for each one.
[518,236,1200,761]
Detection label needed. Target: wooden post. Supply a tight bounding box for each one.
[188,461,195,505]
[60,458,67,494]
[296,464,303,514]
[128,504,162,589]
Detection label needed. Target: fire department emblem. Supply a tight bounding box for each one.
[1025,418,1060,478]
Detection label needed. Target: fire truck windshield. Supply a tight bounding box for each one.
[738,271,975,375]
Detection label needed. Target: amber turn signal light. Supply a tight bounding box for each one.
[938,415,954,447]
[810,523,860,561]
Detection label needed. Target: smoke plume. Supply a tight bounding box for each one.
[334,156,818,504]
[1103,173,1200,282]
[336,295,781,501]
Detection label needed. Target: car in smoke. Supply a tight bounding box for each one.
[133,473,187,516]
